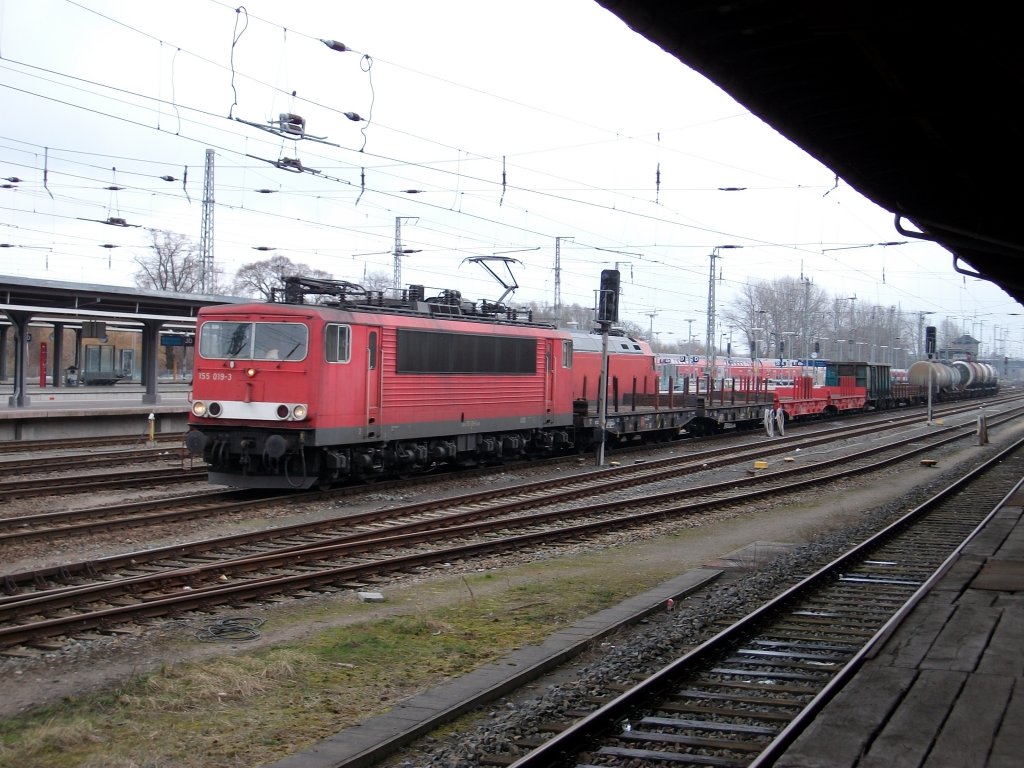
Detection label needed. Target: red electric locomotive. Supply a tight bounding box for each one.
[185,278,581,489]
[185,277,772,489]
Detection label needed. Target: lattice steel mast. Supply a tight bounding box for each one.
[199,148,215,293]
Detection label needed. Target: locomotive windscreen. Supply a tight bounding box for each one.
[199,321,308,361]
[396,329,536,374]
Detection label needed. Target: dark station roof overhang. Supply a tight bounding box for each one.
[596,1,1024,304]
[0,275,245,330]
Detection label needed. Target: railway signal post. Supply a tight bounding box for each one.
[596,269,620,466]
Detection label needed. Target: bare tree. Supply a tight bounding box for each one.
[524,300,597,330]
[360,270,391,293]
[233,255,332,300]
[134,230,206,293]
[723,276,832,357]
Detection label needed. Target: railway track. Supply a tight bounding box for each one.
[2,397,1014,547]
[0,395,1013,502]
[0,432,183,454]
[0,465,207,501]
[2,397,1017,540]
[504,436,1024,768]
[0,444,188,474]
[0,401,1018,654]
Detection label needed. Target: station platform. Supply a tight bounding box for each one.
[0,381,190,440]
[775,477,1024,768]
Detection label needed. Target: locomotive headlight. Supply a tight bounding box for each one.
[292,404,308,420]
[191,401,207,417]
[246,367,257,377]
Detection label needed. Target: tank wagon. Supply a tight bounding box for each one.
[906,359,999,392]
[772,359,999,421]
[184,277,772,489]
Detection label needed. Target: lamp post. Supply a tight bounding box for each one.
[846,296,858,359]
[753,309,767,360]
[646,310,658,342]
[720,331,729,380]
[751,327,764,379]
[782,331,797,361]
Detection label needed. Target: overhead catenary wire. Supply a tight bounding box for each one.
[1,1,1010,329]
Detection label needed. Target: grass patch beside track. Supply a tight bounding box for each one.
[0,550,683,768]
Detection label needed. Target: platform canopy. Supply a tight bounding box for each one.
[1,275,245,406]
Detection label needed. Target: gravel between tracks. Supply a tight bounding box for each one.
[1,418,1020,742]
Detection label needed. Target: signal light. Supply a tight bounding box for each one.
[598,269,620,323]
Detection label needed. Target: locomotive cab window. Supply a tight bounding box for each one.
[254,323,307,360]
[325,324,351,363]
[562,340,573,367]
[200,322,252,359]
[199,321,307,360]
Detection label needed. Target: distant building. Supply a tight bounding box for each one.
[942,334,980,361]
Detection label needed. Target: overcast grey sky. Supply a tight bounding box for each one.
[1,0,1020,353]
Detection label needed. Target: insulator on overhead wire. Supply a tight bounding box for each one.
[321,39,347,52]
[343,112,363,122]
[278,113,306,136]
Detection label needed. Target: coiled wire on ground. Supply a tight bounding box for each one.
[194,616,266,642]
